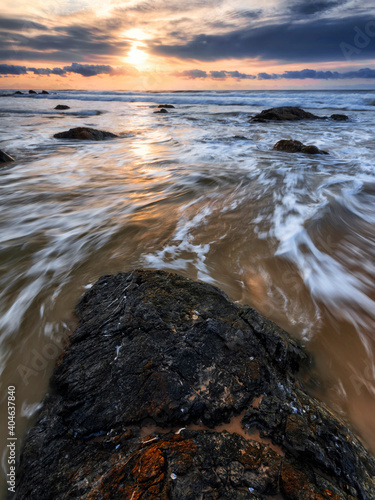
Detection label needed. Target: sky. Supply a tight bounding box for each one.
[1,0,375,90]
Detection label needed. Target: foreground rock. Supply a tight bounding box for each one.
[53,127,118,140]
[0,150,14,163]
[154,108,168,113]
[273,139,328,155]
[158,104,175,108]
[13,270,375,499]
[251,106,321,122]
[54,104,70,110]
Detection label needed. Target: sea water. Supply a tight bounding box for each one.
[0,89,374,495]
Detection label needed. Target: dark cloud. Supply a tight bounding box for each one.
[63,62,113,77]
[0,23,129,63]
[289,0,342,16]
[258,67,375,79]
[28,67,66,76]
[0,18,47,31]
[151,16,375,63]
[0,64,27,75]
[178,69,256,80]
[210,70,256,79]
[178,69,208,78]
[0,63,130,78]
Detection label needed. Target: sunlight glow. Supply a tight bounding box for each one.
[125,28,151,41]
[126,43,149,67]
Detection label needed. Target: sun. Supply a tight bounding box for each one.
[126,43,149,67]
[123,29,151,68]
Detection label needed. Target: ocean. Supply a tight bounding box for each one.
[0,89,374,494]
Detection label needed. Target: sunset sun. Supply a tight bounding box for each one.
[125,43,149,67]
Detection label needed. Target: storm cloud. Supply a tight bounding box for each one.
[151,16,375,63]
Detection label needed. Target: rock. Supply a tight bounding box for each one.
[250,106,321,122]
[273,139,328,155]
[14,91,23,95]
[54,104,70,110]
[154,108,168,113]
[53,127,118,140]
[40,90,49,94]
[158,104,175,108]
[0,150,14,163]
[28,90,37,94]
[13,270,375,500]
[331,114,349,121]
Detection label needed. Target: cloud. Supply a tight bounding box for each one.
[151,16,375,63]
[257,67,375,79]
[289,0,343,16]
[0,22,130,63]
[0,64,27,75]
[0,63,133,78]
[0,18,47,31]
[177,69,256,80]
[28,67,67,76]
[177,69,208,78]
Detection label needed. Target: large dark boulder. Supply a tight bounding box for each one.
[14,91,23,95]
[273,139,328,155]
[0,150,14,163]
[54,104,70,110]
[154,108,168,114]
[53,127,118,140]
[158,104,175,108]
[28,90,37,94]
[12,270,375,499]
[40,90,49,94]
[251,106,321,122]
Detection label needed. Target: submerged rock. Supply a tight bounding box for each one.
[40,90,49,94]
[14,91,23,95]
[251,106,321,122]
[331,114,349,121]
[154,108,168,113]
[54,104,70,110]
[158,104,175,108]
[53,127,118,140]
[28,90,37,94]
[273,139,328,155]
[0,150,14,163]
[12,270,375,499]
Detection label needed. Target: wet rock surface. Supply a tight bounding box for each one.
[0,150,14,163]
[158,104,175,108]
[273,139,328,155]
[54,104,70,110]
[251,106,322,122]
[53,127,118,140]
[12,270,375,499]
[331,114,349,121]
[154,108,168,114]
